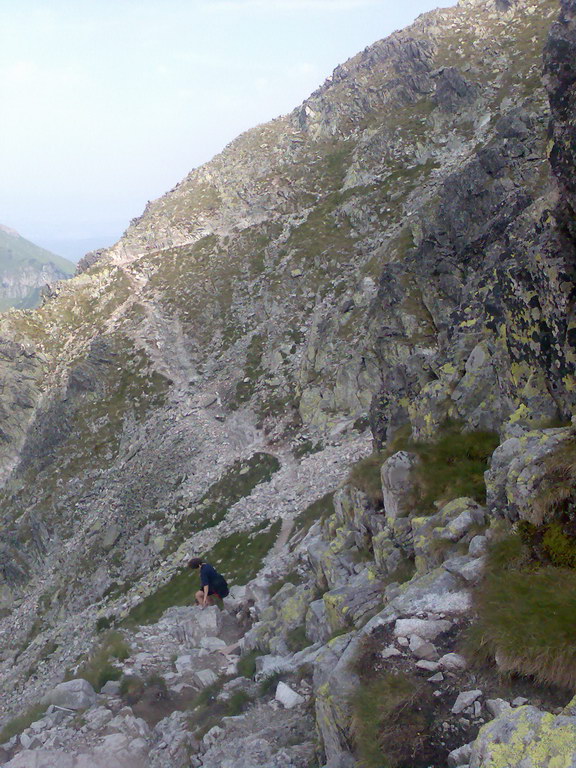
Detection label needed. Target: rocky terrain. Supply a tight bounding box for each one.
[0,0,574,765]
[0,226,74,311]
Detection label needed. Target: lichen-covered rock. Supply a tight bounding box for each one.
[380,451,420,522]
[411,497,486,573]
[305,600,331,645]
[469,703,576,768]
[322,568,384,633]
[485,428,572,522]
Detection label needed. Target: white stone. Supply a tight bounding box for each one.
[381,646,402,659]
[469,535,488,557]
[416,660,440,671]
[275,681,305,709]
[394,618,452,640]
[452,690,482,715]
[409,635,439,661]
[512,696,529,707]
[438,652,467,671]
[200,636,227,651]
[194,668,219,687]
[485,698,512,718]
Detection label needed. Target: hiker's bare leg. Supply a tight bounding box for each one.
[195,590,214,607]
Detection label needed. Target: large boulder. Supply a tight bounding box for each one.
[469,702,576,768]
[381,451,420,522]
[42,678,97,710]
[322,568,384,633]
[485,428,571,522]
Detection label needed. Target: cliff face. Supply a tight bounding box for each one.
[0,0,574,765]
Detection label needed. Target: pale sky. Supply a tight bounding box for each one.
[0,0,455,260]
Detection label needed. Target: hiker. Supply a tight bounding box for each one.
[188,557,229,607]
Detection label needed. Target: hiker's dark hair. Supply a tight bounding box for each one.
[188,557,203,569]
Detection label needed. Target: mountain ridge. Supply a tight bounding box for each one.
[0,0,574,765]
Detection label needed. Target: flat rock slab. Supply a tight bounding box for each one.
[394,618,452,641]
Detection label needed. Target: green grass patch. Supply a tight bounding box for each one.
[174,452,281,541]
[348,422,498,514]
[350,672,435,768]
[205,519,282,586]
[237,649,262,679]
[70,631,130,692]
[410,423,499,513]
[122,567,197,627]
[292,493,335,538]
[0,702,47,743]
[468,532,576,688]
[126,520,281,627]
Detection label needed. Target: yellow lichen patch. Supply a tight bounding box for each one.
[477,708,576,768]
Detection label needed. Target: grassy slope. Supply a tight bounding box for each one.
[0,227,75,275]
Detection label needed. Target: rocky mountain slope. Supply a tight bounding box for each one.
[0,0,574,765]
[0,226,74,311]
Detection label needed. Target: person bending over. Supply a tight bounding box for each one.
[188,557,229,608]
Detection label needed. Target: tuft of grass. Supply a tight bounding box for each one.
[237,650,262,679]
[531,437,576,526]
[122,567,196,627]
[350,672,434,768]
[286,626,311,653]
[348,453,387,507]
[292,493,335,538]
[269,570,300,598]
[96,616,113,632]
[467,532,576,688]
[348,426,414,508]
[410,423,499,513]
[205,519,282,587]
[72,631,130,692]
[186,676,252,739]
[0,702,47,743]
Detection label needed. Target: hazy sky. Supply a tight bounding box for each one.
[0,0,455,260]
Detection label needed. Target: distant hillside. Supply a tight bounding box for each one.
[0,225,74,311]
